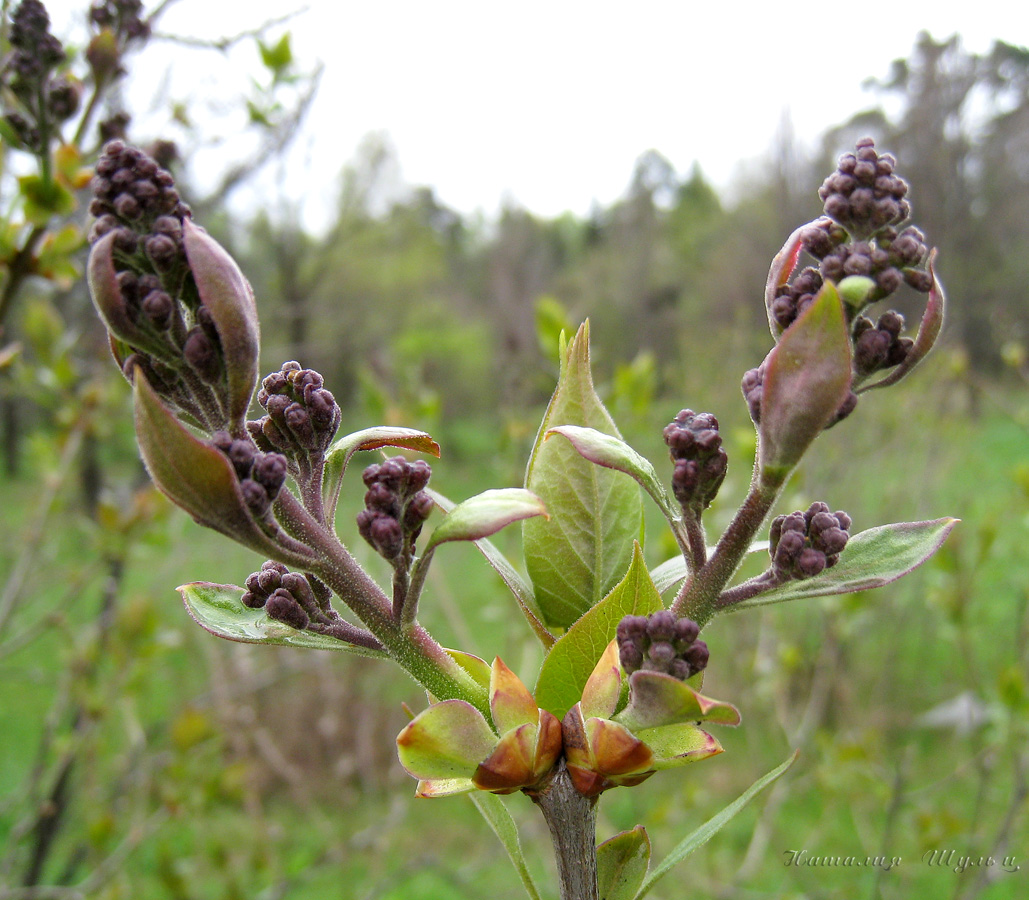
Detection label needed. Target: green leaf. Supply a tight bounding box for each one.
[523,322,644,629]
[424,489,547,553]
[396,700,496,780]
[322,426,440,521]
[179,582,384,656]
[258,33,293,74]
[597,826,650,900]
[19,174,75,225]
[428,488,554,648]
[726,518,959,612]
[634,723,723,769]
[759,281,853,481]
[469,793,543,900]
[635,751,798,899]
[535,544,662,720]
[545,425,679,523]
[615,672,741,732]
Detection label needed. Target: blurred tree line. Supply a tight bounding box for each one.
[223,31,1029,436]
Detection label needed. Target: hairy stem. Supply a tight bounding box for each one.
[273,490,489,713]
[530,763,598,900]
[673,460,786,627]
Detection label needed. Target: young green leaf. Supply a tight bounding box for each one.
[534,544,662,720]
[724,518,959,611]
[634,751,798,899]
[523,322,644,629]
[424,489,547,553]
[597,826,650,900]
[428,488,554,648]
[179,582,385,656]
[545,424,680,524]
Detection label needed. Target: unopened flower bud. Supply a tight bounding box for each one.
[617,611,708,680]
[769,502,851,580]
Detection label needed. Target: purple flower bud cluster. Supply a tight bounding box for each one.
[210,432,288,517]
[0,0,74,152]
[89,141,190,251]
[853,311,913,376]
[769,502,851,580]
[663,410,727,512]
[248,362,342,459]
[89,0,150,42]
[769,140,933,392]
[242,560,334,631]
[617,611,709,681]
[356,457,433,564]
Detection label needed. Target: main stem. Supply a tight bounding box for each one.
[531,763,599,900]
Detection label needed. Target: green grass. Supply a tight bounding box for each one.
[2,372,1027,899]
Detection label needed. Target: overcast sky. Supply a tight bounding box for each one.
[49,0,1028,227]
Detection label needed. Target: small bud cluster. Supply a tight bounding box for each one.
[617,611,709,681]
[357,458,433,565]
[210,432,287,517]
[769,502,851,580]
[85,1,151,89]
[662,410,727,512]
[817,138,910,240]
[743,363,856,429]
[89,0,150,41]
[249,362,342,461]
[853,311,912,377]
[1,0,77,152]
[242,560,332,631]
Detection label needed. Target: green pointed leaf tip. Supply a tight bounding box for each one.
[545,425,676,519]
[523,322,644,629]
[759,280,853,479]
[425,489,547,553]
[597,826,650,900]
[179,582,384,656]
[534,544,662,720]
[727,518,959,611]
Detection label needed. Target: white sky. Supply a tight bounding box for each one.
[48,0,1029,227]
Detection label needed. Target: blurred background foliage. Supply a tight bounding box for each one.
[0,3,1027,898]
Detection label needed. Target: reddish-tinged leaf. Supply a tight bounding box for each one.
[183,219,260,430]
[322,426,440,520]
[858,251,945,392]
[759,281,853,480]
[490,658,539,734]
[765,222,809,339]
